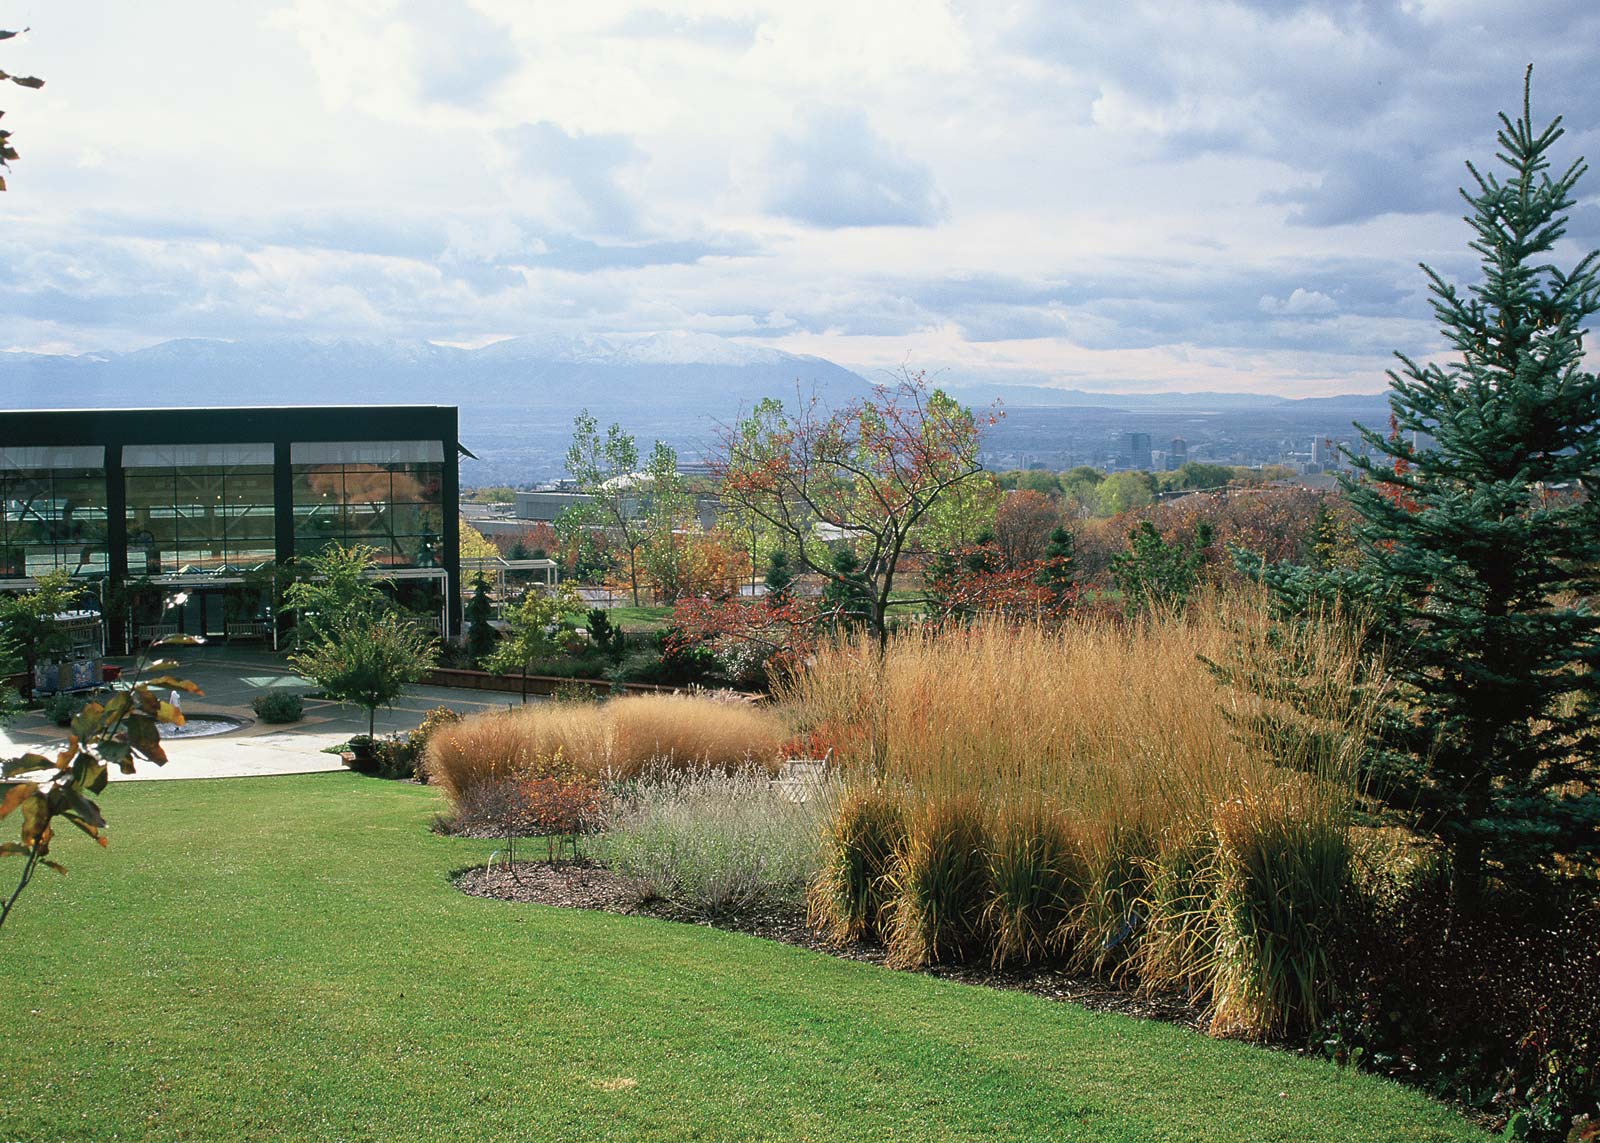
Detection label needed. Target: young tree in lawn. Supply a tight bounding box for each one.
[282,543,390,647]
[484,585,586,702]
[717,374,992,648]
[2,595,200,934]
[290,612,438,746]
[1254,72,1600,899]
[0,569,78,699]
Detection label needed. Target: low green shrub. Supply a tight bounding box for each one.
[43,691,80,727]
[885,794,993,969]
[808,785,905,945]
[252,691,304,724]
[601,767,828,917]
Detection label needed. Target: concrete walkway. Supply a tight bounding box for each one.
[0,645,532,781]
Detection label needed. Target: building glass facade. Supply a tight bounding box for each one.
[0,446,110,578]
[290,440,445,568]
[123,443,277,576]
[0,407,463,649]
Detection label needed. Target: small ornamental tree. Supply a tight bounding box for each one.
[1111,520,1213,617]
[1253,72,1600,899]
[485,585,586,702]
[0,569,78,699]
[718,373,992,648]
[465,573,497,664]
[290,612,437,745]
[283,543,390,647]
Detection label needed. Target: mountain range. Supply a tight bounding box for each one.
[0,333,1392,482]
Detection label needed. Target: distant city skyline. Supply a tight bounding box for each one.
[5,2,1599,396]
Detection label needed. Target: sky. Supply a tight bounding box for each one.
[4,0,1599,395]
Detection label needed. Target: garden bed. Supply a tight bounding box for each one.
[454,860,1208,1031]
[422,666,702,698]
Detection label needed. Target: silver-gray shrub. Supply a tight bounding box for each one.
[600,766,831,917]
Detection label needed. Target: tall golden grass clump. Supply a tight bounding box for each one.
[425,693,787,806]
[808,785,905,944]
[782,596,1375,1037]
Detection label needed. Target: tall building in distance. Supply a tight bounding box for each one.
[1125,431,1153,471]
[1167,436,1187,470]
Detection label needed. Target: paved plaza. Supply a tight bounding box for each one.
[0,645,526,781]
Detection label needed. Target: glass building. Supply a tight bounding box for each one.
[0,406,462,648]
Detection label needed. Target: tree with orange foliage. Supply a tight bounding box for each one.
[717,372,992,648]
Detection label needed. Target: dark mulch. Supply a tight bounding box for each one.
[454,860,1207,1030]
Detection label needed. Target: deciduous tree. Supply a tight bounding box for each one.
[717,373,992,647]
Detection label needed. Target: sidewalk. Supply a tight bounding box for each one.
[0,645,530,781]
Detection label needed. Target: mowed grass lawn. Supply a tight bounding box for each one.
[0,774,1484,1143]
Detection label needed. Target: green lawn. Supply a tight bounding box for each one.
[0,774,1484,1143]
[606,604,674,632]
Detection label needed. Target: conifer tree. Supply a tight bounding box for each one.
[1260,71,1600,899]
[763,548,794,606]
[465,574,496,665]
[1035,526,1077,605]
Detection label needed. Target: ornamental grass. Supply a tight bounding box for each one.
[783,595,1375,1039]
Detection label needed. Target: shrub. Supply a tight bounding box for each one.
[600,767,828,917]
[406,705,463,784]
[251,691,304,724]
[984,804,1085,969]
[809,785,905,944]
[884,794,993,969]
[1327,870,1599,1140]
[43,691,79,727]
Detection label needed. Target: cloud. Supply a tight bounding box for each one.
[765,107,947,228]
[498,122,644,236]
[1259,288,1338,315]
[402,0,520,106]
[607,9,760,47]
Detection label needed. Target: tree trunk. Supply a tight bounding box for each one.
[521,663,529,704]
[368,706,376,743]
[1452,833,1483,911]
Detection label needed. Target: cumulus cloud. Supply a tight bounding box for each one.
[1259,288,1338,315]
[765,108,947,228]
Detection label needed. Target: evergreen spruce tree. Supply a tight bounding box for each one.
[1262,71,1600,900]
[465,574,496,665]
[1035,526,1077,605]
[764,548,794,606]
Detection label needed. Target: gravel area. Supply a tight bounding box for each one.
[454,860,1207,1030]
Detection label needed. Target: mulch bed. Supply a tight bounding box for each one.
[454,860,1207,1031]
